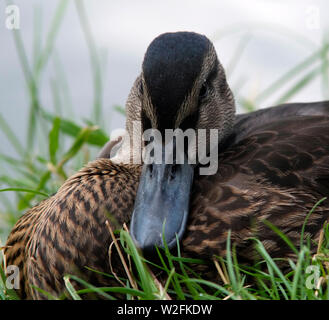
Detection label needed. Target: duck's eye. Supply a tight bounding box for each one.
[142,111,152,131]
[199,82,208,99]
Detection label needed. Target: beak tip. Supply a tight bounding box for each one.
[131,231,159,253]
[130,227,178,253]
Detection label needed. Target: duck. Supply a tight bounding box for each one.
[4,31,329,299]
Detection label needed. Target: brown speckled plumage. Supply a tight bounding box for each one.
[4,32,329,299]
[183,114,329,262]
[5,161,141,299]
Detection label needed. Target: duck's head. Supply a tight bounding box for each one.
[125,32,235,252]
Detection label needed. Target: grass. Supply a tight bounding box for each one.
[2,219,328,300]
[0,1,329,300]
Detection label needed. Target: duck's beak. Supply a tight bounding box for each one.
[130,145,194,253]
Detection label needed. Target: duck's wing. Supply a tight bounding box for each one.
[233,100,329,144]
[3,203,43,299]
[4,159,141,299]
[184,114,329,264]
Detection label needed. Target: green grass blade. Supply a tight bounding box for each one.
[6,0,37,152]
[291,248,306,300]
[182,278,231,298]
[262,219,299,255]
[34,0,69,79]
[50,77,62,116]
[276,66,321,104]
[75,286,146,299]
[0,188,49,197]
[6,1,33,89]
[75,0,103,126]
[300,197,327,248]
[255,43,329,104]
[29,285,58,300]
[0,175,35,189]
[63,275,115,300]
[40,109,109,147]
[48,117,61,164]
[120,230,157,299]
[226,33,252,77]
[64,275,82,300]
[225,230,238,295]
[175,235,199,299]
[59,126,97,166]
[253,238,292,295]
[17,170,51,210]
[32,4,42,71]
[114,105,126,116]
[0,154,27,168]
[321,38,329,100]
[51,51,74,117]
[161,225,185,300]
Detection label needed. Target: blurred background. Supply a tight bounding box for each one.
[0,0,328,242]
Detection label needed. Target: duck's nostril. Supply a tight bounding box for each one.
[146,163,154,178]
